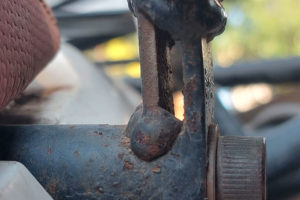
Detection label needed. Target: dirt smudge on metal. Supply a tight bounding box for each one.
[118,153,125,159]
[74,150,80,157]
[121,137,130,147]
[123,160,134,170]
[136,131,151,145]
[46,179,58,195]
[47,147,52,155]
[94,131,103,136]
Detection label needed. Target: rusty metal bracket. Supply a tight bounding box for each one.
[0,0,267,199]
[125,0,266,199]
[126,0,227,162]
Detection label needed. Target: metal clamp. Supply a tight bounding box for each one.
[126,0,266,199]
[0,1,267,199]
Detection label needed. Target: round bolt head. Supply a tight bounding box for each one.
[125,106,182,161]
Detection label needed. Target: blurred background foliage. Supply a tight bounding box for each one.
[87,0,300,70]
[214,0,300,67]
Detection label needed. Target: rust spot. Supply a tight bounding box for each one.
[47,147,52,155]
[86,188,92,193]
[151,165,161,173]
[74,150,80,157]
[136,131,151,145]
[123,160,134,170]
[46,179,58,195]
[118,153,125,159]
[42,170,47,179]
[171,152,180,158]
[121,137,130,147]
[184,76,199,107]
[146,144,161,156]
[186,112,202,133]
[94,131,103,136]
[69,125,76,130]
[121,193,129,197]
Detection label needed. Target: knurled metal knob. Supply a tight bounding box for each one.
[216,136,266,200]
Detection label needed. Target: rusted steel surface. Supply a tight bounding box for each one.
[130,5,266,199]
[180,39,215,199]
[126,106,182,161]
[137,13,174,113]
[126,0,227,166]
[125,11,182,161]
[128,0,226,41]
[0,125,219,199]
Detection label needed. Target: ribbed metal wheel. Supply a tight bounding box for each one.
[216,136,266,200]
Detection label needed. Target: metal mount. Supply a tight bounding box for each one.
[126,0,267,199]
[0,0,266,199]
